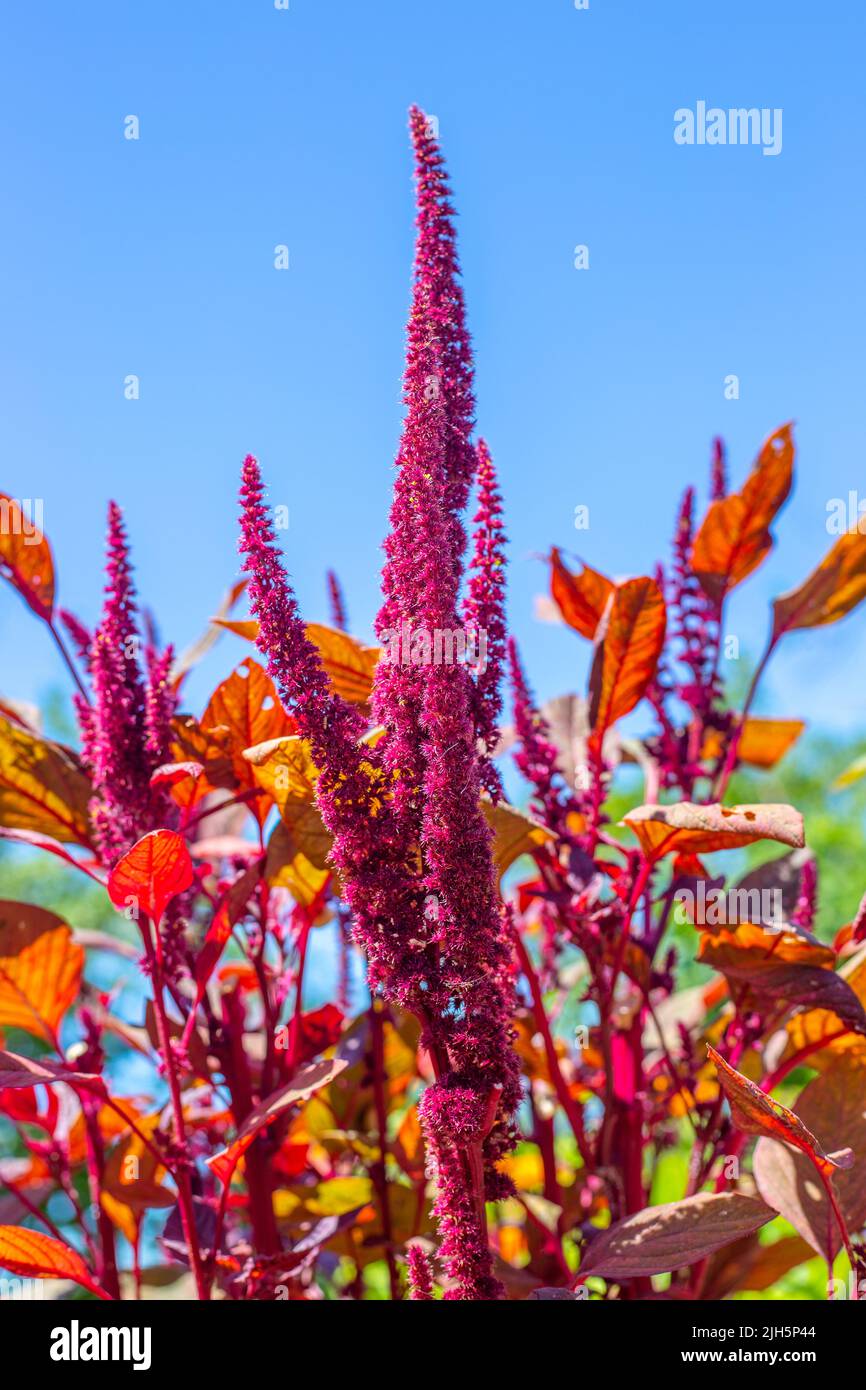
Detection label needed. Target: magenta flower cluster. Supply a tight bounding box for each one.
[238,108,519,1299]
[76,502,175,865]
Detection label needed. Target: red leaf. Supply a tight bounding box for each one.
[208,1057,347,1184]
[107,830,193,924]
[286,1003,345,1068]
[0,1048,106,1095]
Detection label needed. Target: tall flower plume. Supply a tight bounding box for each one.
[239,110,518,1299]
[79,503,174,864]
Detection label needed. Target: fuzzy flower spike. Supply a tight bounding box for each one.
[239,109,519,1300]
[79,503,174,864]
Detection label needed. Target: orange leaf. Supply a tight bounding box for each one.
[623,801,803,861]
[0,495,55,620]
[107,830,193,924]
[101,1113,174,1244]
[587,577,666,739]
[708,1045,853,1180]
[170,715,236,796]
[0,1225,109,1297]
[702,718,805,770]
[211,619,381,707]
[772,530,866,640]
[0,902,84,1041]
[697,922,833,971]
[150,760,205,810]
[210,617,259,641]
[0,717,93,846]
[691,424,794,602]
[305,623,382,706]
[201,658,296,824]
[549,548,614,640]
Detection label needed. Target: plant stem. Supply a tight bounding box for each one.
[47,618,89,701]
[713,635,777,800]
[512,928,593,1168]
[142,917,208,1300]
[221,988,280,1256]
[81,1093,121,1300]
[370,1000,400,1300]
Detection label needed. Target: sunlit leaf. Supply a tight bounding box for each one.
[708,1045,853,1179]
[482,800,555,878]
[0,717,92,846]
[201,659,296,825]
[772,529,866,640]
[0,495,55,620]
[702,718,805,770]
[306,623,381,706]
[0,1225,108,1298]
[832,752,866,791]
[211,619,381,707]
[578,1192,775,1280]
[623,801,803,861]
[0,902,84,1042]
[107,830,193,925]
[691,424,794,602]
[588,577,666,740]
[549,548,614,640]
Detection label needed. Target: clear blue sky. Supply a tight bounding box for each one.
[2,0,865,741]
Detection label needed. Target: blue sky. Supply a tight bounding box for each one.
[2,0,865,743]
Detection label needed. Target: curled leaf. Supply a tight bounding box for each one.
[691,424,793,602]
[708,1045,853,1179]
[754,1053,866,1261]
[549,548,614,640]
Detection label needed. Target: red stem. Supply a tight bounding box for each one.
[370,1001,400,1300]
[512,928,593,1168]
[81,1094,121,1300]
[142,917,208,1299]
